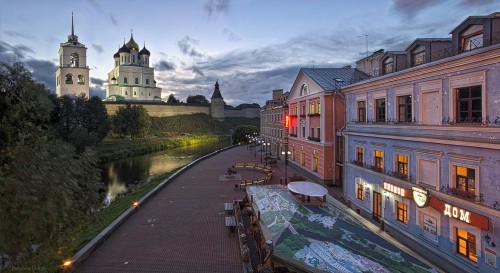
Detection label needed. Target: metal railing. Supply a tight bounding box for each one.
[440,186,484,203]
[350,160,412,181]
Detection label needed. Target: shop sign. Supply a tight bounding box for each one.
[383,182,409,198]
[429,197,489,230]
[412,186,430,208]
[422,214,437,242]
[284,115,290,128]
[485,248,497,268]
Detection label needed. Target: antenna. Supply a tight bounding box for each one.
[358,34,368,57]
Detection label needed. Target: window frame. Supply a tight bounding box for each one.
[456,227,478,263]
[382,56,394,74]
[411,45,426,66]
[356,147,364,164]
[357,100,366,122]
[455,85,482,123]
[373,150,384,170]
[396,200,408,225]
[396,154,409,178]
[460,24,484,52]
[397,95,412,122]
[375,98,386,122]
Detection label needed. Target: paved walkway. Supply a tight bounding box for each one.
[76,145,268,273]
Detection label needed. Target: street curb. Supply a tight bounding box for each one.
[62,144,238,272]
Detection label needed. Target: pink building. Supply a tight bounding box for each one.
[286,68,368,185]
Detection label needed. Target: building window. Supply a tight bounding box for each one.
[396,154,408,178]
[146,79,149,85]
[460,25,483,52]
[133,55,135,63]
[317,128,320,140]
[317,102,321,114]
[411,45,426,66]
[313,154,318,172]
[310,128,314,138]
[456,86,482,123]
[356,182,364,200]
[456,166,475,194]
[396,201,408,224]
[70,52,79,67]
[134,91,137,95]
[300,84,308,96]
[375,98,386,122]
[357,101,366,122]
[374,150,384,170]
[302,127,305,138]
[336,137,344,163]
[309,103,315,114]
[124,77,128,84]
[301,104,306,115]
[383,57,394,74]
[397,95,412,122]
[356,147,364,164]
[78,75,85,85]
[65,74,73,84]
[135,78,139,84]
[457,228,477,263]
[301,149,306,166]
[125,91,128,95]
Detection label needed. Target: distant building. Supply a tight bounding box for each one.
[105,32,161,101]
[55,13,89,98]
[260,89,289,158]
[286,67,369,185]
[355,49,385,77]
[343,12,500,273]
[210,80,225,121]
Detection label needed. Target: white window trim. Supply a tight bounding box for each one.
[448,71,486,123]
[373,95,387,123]
[355,94,367,122]
[449,162,480,195]
[449,218,482,260]
[394,153,410,178]
[416,206,440,245]
[416,156,440,191]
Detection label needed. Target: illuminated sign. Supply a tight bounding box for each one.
[412,186,430,208]
[383,182,408,198]
[284,115,290,128]
[429,197,489,230]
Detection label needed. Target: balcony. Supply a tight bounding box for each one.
[440,186,484,203]
[307,136,321,142]
[307,113,320,117]
[349,160,412,181]
[442,116,490,126]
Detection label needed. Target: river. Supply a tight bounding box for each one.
[101,139,230,204]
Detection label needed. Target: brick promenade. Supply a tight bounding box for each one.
[76,145,279,273]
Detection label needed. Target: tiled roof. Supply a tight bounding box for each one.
[301,68,370,90]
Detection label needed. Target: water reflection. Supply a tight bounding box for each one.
[101,139,229,204]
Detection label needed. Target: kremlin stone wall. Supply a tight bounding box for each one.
[104,102,210,117]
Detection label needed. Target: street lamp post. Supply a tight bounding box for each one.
[263,142,270,165]
[281,150,292,184]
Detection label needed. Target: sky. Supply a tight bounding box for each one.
[0,0,499,106]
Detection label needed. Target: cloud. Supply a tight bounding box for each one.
[391,0,438,20]
[91,77,105,87]
[24,59,57,92]
[204,0,230,18]
[109,13,118,26]
[92,44,104,53]
[222,28,241,42]
[155,60,175,71]
[4,30,34,40]
[90,86,106,99]
[88,0,103,12]
[0,41,34,62]
[192,66,205,77]
[459,0,493,6]
[177,36,205,57]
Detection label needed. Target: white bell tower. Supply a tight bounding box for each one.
[55,12,89,98]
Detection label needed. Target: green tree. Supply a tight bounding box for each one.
[0,62,102,268]
[166,93,180,103]
[186,94,209,104]
[231,125,259,144]
[113,104,151,138]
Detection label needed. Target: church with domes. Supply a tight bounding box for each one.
[105,32,162,101]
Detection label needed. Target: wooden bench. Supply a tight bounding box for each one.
[245,162,256,170]
[234,162,245,169]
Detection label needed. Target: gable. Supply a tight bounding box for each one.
[287,70,325,101]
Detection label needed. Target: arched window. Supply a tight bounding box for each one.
[135,78,139,84]
[78,75,85,85]
[65,74,73,84]
[300,84,308,96]
[146,79,149,85]
[70,52,79,67]
[124,77,128,84]
[383,57,394,74]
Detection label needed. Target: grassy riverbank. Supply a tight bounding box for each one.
[38,170,180,272]
[96,134,227,162]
